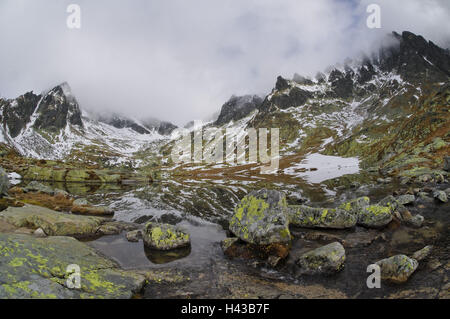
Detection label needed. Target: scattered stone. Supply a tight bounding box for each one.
[433,190,448,203]
[289,205,356,229]
[54,189,69,198]
[73,198,90,206]
[126,229,142,242]
[396,195,415,205]
[400,177,411,185]
[296,242,346,275]
[143,223,190,251]
[33,228,47,238]
[23,181,54,195]
[405,214,424,228]
[229,189,291,246]
[375,255,418,283]
[412,245,433,262]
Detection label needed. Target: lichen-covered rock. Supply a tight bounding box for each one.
[0,205,105,238]
[0,233,145,298]
[288,205,356,229]
[338,196,370,214]
[143,223,190,251]
[0,167,10,196]
[375,255,418,283]
[229,189,291,245]
[296,242,346,275]
[412,245,433,262]
[357,205,393,228]
[396,195,415,205]
[23,181,54,195]
[433,190,448,203]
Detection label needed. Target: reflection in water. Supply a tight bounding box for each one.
[144,245,191,264]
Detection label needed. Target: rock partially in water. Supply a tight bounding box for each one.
[0,233,145,298]
[405,214,424,228]
[0,204,105,238]
[33,228,47,238]
[229,189,291,246]
[221,238,240,256]
[296,242,346,275]
[71,205,114,217]
[433,190,448,203]
[0,167,10,197]
[126,229,142,242]
[396,195,415,205]
[73,198,90,206]
[375,255,419,283]
[142,222,190,251]
[357,205,393,228]
[411,245,433,262]
[289,205,356,229]
[23,181,54,195]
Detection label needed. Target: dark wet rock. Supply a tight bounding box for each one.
[265,87,313,110]
[0,205,105,238]
[155,213,183,225]
[411,245,433,262]
[126,229,142,242]
[396,194,415,205]
[444,156,450,172]
[221,237,240,256]
[214,95,262,126]
[288,205,356,229]
[142,222,190,251]
[433,190,448,203]
[375,255,418,283]
[0,167,9,196]
[1,92,41,138]
[133,215,154,224]
[296,242,346,275]
[229,189,291,246]
[23,181,54,195]
[0,233,145,298]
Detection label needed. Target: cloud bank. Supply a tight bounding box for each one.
[0,0,449,125]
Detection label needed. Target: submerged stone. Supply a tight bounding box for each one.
[296,242,346,275]
[433,190,448,203]
[412,245,433,262]
[229,189,291,246]
[143,223,190,251]
[396,195,415,205]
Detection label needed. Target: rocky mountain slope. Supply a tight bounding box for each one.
[0,31,448,181]
[0,83,177,168]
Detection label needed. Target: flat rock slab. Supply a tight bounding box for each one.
[0,233,145,299]
[0,205,106,238]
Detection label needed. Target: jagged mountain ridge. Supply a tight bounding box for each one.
[0,82,177,166]
[0,31,448,175]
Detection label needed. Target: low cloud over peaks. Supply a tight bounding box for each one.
[0,0,449,125]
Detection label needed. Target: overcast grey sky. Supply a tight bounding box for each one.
[0,0,449,125]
